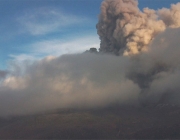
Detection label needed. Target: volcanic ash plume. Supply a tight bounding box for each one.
[96,0,180,55]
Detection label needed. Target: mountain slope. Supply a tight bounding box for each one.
[0,105,180,139]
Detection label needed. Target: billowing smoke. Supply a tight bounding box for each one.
[0,0,180,117]
[0,54,141,116]
[96,0,180,55]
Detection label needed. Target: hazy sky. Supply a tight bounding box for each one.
[0,0,180,69]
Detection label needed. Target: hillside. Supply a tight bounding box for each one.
[1,105,180,139]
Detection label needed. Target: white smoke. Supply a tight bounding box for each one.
[96,0,180,55]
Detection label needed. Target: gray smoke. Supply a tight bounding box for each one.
[96,0,180,55]
[0,70,8,80]
[0,55,140,116]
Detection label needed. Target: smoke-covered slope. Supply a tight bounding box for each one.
[1,105,180,139]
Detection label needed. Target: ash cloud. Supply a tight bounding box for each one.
[0,54,140,116]
[0,0,180,116]
[96,0,180,55]
[0,70,8,80]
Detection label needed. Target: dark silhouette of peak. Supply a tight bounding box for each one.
[85,48,98,53]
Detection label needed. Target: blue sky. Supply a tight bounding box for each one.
[0,0,180,70]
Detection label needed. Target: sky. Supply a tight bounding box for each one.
[0,0,180,70]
